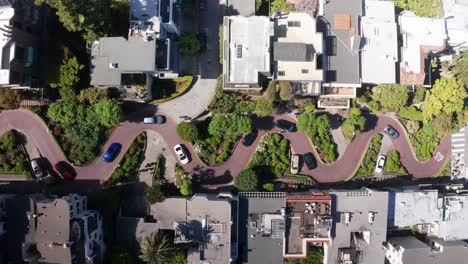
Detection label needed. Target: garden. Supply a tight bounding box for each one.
[297,112,336,162]
[0,130,32,179]
[151,76,194,103]
[341,108,366,142]
[175,164,192,196]
[208,76,257,115]
[110,133,146,184]
[384,151,407,175]
[249,133,290,178]
[355,134,382,177]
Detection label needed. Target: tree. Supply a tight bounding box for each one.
[179,33,200,56]
[423,78,467,121]
[235,168,259,191]
[0,130,17,152]
[297,113,331,139]
[59,87,78,102]
[175,165,192,196]
[255,97,274,117]
[412,86,426,104]
[0,89,21,110]
[51,57,84,89]
[341,108,366,141]
[176,122,199,142]
[139,232,174,264]
[47,101,79,125]
[265,81,277,101]
[457,109,468,128]
[270,0,295,15]
[208,115,252,137]
[451,52,468,87]
[279,81,293,100]
[147,186,165,204]
[372,84,409,111]
[93,99,123,127]
[79,87,108,104]
[170,250,187,264]
[263,183,275,191]
[431,112,453,135]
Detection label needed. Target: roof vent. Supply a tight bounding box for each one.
[109,63,119,69]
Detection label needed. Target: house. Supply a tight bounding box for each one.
[90,0,180,87]
[318,0,363,108]
[238,192,286,264]
[360,0,398,84]
[152,193,237,264]
[398,12,447,86]
[22,194,106,264]
[428,192,468,240]
[0,0,46,89]
[442,0,468,51]
[326,189,389,264]
[222,16,273,90]
[273,12,323,96]
[385,236,468,264]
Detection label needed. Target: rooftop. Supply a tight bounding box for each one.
[90,36,156,86]
[238,192,286,264]
[320,0,362,85]
[224,16,273,87]
[429,194,468,240]
[389,190,442,228]
[273,12,323,81]
[0,3,14,84]
[442,0,468,50]
[360,0,398,84]
[327,189,388,264]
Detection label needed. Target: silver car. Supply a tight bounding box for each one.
[144,115,166,124]
[31,159,44,178]
[290,154,300,174]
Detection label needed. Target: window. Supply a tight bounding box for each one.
[278,71,285,76]
[301,69,309,74]
[236,45,242,58]
[287,21,301,27]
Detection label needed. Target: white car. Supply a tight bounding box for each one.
[174,144,190,164]
[31,159,44,178]
[290,154,300,174]
[375,155,386,173]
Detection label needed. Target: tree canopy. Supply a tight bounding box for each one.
[179,33,200,56]
[51,56,84,90]
[208,115,252,137]
[0,89,21,110]
[372,84,409,112]
[255,97,274,117]
[279,81,293,101]
[423,78,467,121]
[176,122,199,142]
[235,168,259,191]
[93,99,123,127]
[139,232,174,264]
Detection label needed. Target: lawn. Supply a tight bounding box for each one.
[249,133,290,178]
[0,130,32,179]
[355,134,382,177]
[110,133,146,184]
[150,76,193,103]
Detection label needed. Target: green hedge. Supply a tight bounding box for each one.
[249,133,290,177]
[150,76,193,104]
[110,134,146,184]
[385,151,407,175]
[0,130,32,179]
[355,134,382,177]
[399,106,423,121]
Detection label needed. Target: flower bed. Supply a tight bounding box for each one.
[248,133,290,178]
[0,130,32,179]
[110,133,146,184]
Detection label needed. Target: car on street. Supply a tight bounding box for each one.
[384,125,400,139]
[276,119,297,132]
[103,143,121,162]
[174,144,190,164]
[197,32,207,53]
[54,161,75,180]
[290,154,300,174]
[144,115,166,124]
[303,152,317,170]
[31,158,45,179]
[242,129,258,146]
[375,155,386,173]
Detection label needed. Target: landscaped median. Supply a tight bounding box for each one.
[109,133,146,184]
[0,130,32,179]
[150,76,194,104]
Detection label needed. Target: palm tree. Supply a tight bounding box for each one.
[139,232,174,264]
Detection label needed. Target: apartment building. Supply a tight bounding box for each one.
[0,0,46,89]
[90,0,180,87]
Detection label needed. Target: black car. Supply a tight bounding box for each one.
[197,32,207,52]
[242,129,258,146]
[384,125,400,139]
[276,119,297,132]
[303,152,317,170]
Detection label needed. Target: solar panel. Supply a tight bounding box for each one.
[271,219,285,239]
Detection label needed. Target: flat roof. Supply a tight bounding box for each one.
[90,36,156,86]
[443,0,468,49]
[361,0,397,84]
[225,16,272,85]
[389,191,442,228]
[321,0,362,85]
[399,12,446,74]
[430,194,468,240]
[238,192,286,264]
[274,12,323,81]
[328,189,388,264]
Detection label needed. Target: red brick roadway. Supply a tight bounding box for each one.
[0,109,451,186]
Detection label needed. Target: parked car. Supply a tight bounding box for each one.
[31,158,44,179]
[290,154,300,174]
[384,125,400,139]
[242,129,258,146]
[144,115,166,124]
[103,143,122,162]
[174,144,190,164]
[375,155,386,173]
[303,152,317,170]
[276,119,297,132]
[197,32,207,52]
[54,161,75,180]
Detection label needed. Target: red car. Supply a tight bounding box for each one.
[54,161,75,180]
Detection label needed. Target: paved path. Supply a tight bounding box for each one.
[0,108,451,186]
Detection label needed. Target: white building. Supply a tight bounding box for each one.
[442,0,468,51]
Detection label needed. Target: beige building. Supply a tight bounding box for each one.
[273,12,323,83]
